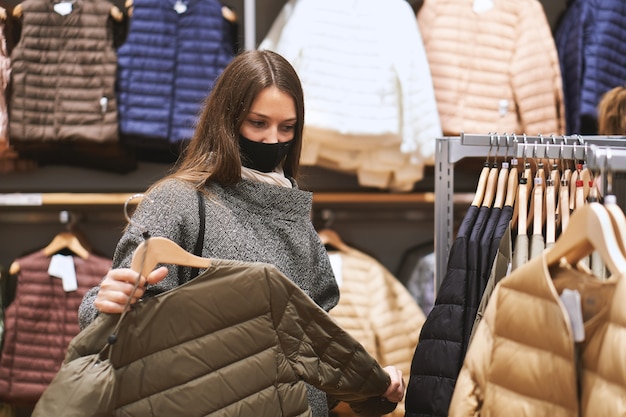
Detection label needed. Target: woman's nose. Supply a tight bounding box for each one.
[264,127,279,143]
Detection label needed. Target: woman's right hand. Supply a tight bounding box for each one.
[94,266,168,314]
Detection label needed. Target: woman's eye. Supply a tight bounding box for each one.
[249,120,265,127]
[281,125,295,132]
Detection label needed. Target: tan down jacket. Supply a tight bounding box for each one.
[449,253,626,416]
[66,258,396,417]
[326,247,425,417]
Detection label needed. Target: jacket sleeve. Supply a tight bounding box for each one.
[77,179,201,330]
[267,266,395,410]
[449,285,499,416]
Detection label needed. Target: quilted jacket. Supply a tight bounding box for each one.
[68,259,397,417]
[450,253,626,416]
[404,205,479,417]
[555,0,626,134]
[326,247,426,417]
[418,0,565,136]
[0,250,111,404]
[9,0,119,143]
[260,0,442,191]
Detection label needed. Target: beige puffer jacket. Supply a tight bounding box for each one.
[450,253,626,416]
[66,259,396,417]
[327,248,426,417]
[418,0,565,136]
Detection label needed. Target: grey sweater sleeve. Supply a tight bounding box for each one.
[78,180,201,330]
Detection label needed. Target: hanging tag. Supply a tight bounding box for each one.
[48,254,78,292]
[327,253,343,287]
[560,289,585,342]
[53,1,73,16]
[99,97,108,114]
[173,0,187,14]
[498,99,508,117]
[473,0,494,14]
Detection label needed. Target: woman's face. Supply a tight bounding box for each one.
[240,86,297,143]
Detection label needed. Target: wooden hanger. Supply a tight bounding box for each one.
[557,168,571,233]
[10,229,90,275]
[505,158,519,210]
[481,162,499,208]
[471,162,491,207]
[545,178,556,246]
[527,160,546,233]
[545,202,626,275]
[492,160,510,209]
[42,231,90,259]
[569,167,579,211]
[516,176,529,237]
[130,236,211,278]
[532,176,544,237]
[605,198,626,256]
[317,229,351,253]
[514,161,532,234]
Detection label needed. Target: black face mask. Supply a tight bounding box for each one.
[238,135,294,173]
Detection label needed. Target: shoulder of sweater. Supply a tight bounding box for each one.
[139,179,200,212]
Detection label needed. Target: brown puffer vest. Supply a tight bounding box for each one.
[9,0,119,143]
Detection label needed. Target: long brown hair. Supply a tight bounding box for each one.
[160,49,305,190]
[597,85,626,135]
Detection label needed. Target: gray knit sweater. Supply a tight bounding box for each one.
[78,177,340,417]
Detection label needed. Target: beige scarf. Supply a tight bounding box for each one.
[241,166,292,188]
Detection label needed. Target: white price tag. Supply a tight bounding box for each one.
[560,289,585,342]
[328,253,343,287]
[48,254,78,292]
[473,0,494,14]
[53,1,73,16]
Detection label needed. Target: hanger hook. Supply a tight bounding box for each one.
[124,193,152,236]
[503,133,509,161]
[320,208,336,230]
[495,134,501,163]
[486,133,494,163]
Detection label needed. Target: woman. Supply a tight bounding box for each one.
[78,50,403,416]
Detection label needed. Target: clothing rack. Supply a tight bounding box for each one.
[434,133,626,290]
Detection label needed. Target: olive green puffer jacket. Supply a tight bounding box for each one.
[67,259,396,417]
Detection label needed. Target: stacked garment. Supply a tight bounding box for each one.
[417,0,565,136]
[326,245,426,417]
[116,0,235,151]
[555,0,626,134]
[0,250,111,406]
[260,0,442,191]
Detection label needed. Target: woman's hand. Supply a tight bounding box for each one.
[382,366,405,403]
[94,266,168,314]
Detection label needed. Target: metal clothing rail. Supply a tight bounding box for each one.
[433,133,626,290]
